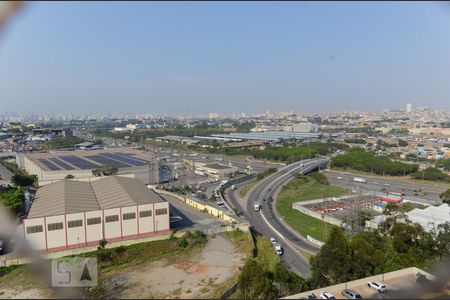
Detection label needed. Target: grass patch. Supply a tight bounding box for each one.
[255,236,279,273]
[0,264,45,290]
[276,175,347,242]
[223,229,253,257]
[238,182,257,198]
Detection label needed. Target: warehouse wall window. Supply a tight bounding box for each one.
[105,215,119,223]
[87,217,101,225]
[48,222,64,231]
[26,225,43,234]
[123,212,136,220]
[68,220,83,228]
[139,210,152,218]
[156,208,167,216]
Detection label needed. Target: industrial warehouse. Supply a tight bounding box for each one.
[15,148,164,185]
[22,176,170,252]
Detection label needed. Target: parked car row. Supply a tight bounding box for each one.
[303,281,386,299]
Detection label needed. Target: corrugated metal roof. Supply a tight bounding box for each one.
[28,176,165,218]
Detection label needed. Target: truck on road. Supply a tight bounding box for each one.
[353,177,366,183]
[254,202,261,211]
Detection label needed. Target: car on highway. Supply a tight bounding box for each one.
[341,289,362,299]
[373,182,379,185]
[254,203,261,211]
[368,281,386,293]
[274,243,283,255]
[336,176,343,179]
[270,237,277,245]
[319,292,336,299]
[383,183,390,186]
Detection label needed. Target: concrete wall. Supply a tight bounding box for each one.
[85,210,103,244]
[138,203,154,234]
[154,202,170,233]
[66,212,86,246]
[121,205,139,238]
[45,215,66,251]
[104,208,121,240]
[293,202,343,227]
[23,217,46,251]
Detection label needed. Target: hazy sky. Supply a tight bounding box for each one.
[1,1,450,116]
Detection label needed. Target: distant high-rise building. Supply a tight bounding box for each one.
[406,103,412,113]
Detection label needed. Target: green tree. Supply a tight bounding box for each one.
[436,223,450,260]
[11,174,38,187]
[412,167,450,182]
[435,159,450,171]
[274,263,308,296]
[97,238,112,262]
[0,187,25,214]
[310,227,351,287]
[238,259,277,299]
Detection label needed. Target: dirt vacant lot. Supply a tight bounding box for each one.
[100,234,246,299]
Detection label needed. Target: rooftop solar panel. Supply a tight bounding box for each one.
[48,157,75,170]
[100,153,148,166]
[38,158,61,171]
[113,153,149,163]
[59,156,99,170]
[85,155,132,168]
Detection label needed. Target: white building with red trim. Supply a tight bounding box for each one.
[22,176,170,252]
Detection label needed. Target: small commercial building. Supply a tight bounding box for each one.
[406,203,450,233]
[22,176,170,252]
[194,162,238,181]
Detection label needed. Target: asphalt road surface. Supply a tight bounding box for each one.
[161,195,225,234]
[225,159,329,277]
[325,171,447,203]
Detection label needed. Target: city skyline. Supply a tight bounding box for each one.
[1,2,450,115]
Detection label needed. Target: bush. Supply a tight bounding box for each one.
[114,245,127,254]
[412,167,450,182]
[178,230,208,248]
[309,172,329,185]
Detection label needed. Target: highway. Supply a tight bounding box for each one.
[325,171,447,203]
[225,158,329,277]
